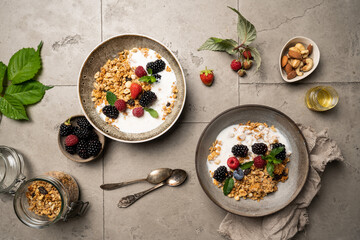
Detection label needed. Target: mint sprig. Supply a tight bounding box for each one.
[139,68,157,83]
[106,91,117,106]
[198,6,261,71]
[262,147,285,177]
[0,41,52,121]
[240,161,253,170]
[144,107,158,118]
[223,177,234,196]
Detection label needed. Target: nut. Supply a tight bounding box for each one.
[289,59,301,68]
[289,47,301,53]
[295,43,306,51]
[284,63,293,74]
[301,50,309,58]
[287,70,297,80]
[288,50,302,60]
[295,66,303,76]
[281,56,288,68]
[307,44,313,55]
[301,58,313,72]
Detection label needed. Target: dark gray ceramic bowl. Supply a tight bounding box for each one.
[78,34,186,143]
[195,105,309,217]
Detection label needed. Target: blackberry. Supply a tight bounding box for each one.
[252,143,268,155]
[102,105,119,119]
[139,91,157,107]
[127,99,135,107]
[152,74,161,81]
[243,168,251,176]
[213,166,228,183]
[77,140,89,159]
[77,117,92,129]
[65,145,77,155]
[87,139,102,156]
[146,59,165,74]
[88,131,99,140]
[231,144,248,157]
[59,119,74,136]
[74,127,90,139]
[271,143,286,161]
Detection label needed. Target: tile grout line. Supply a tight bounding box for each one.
[100,1,104,240]
[239,82,360,85]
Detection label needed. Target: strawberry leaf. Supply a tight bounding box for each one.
[5,80,52,105]
[248,46,261,72]
[228,7,257,46]
[106,91,117,106]
[198,37,238,55]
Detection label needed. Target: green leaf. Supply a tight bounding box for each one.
[0,62,6,94]
[0,94,28,120]
[223,178,234,196]
[266,162,274,177]
[240,161,253,170]
[273,158,283,164]
[8,44,42,84]
[144,107,159,118]
[228,7,257,46]
[198,37,238,55]
[248,46,261,72]
[106,91,117,106]
[270,147,285,157]
[139,75,157,83]
[5,80,51,105]
[147,68,153,75]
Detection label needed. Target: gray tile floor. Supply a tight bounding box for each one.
[0,0,359,239]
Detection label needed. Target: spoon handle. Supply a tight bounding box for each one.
[100,178,146,190]
[118,182,165,208]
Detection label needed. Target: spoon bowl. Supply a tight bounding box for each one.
[166,169,187,186]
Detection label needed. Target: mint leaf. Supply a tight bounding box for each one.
[198,37,238,55]
[8,43,42,84]
[147,68,153,75]
[266,162,274,177]
[0,62,6,94]
[223,178,234,196]
[270,147,285,158]
[228,7,257,46]
[144,107,159,118]
[139,75,156,83]
[248,46,261,72]
[273,158,283,164]
[240,161,253,170]
[106,91,117,106]
[5,80,52,105]
[0,94,28,120]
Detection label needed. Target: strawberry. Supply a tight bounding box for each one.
[243,50,252,59]
[200,67,214,86]
[243,60,253,70]
[230,60,241,71]
[130,83,142,99]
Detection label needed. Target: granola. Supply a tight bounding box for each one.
[207,122,291,201]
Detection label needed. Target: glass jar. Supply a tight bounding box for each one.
[0,146,89,229]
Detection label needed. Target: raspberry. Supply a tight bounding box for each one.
[227,157,240,170]
[252,143,268,155]
[132,107,144,117]
[135,66,147,78]
[254,156,266,168]
[65,135,79,147]
[230,59,242,71]
[114,99,127,112]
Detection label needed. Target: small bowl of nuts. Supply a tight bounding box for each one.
[279,36,320,82]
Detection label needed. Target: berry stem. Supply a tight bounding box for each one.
[233,43,246,51]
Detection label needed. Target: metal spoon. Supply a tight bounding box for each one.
[100,168,173,190]
[118,169,187,208]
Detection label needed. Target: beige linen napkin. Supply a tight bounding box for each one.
[218,124,344,240]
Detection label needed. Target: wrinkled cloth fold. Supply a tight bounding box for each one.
[218,124,344,240]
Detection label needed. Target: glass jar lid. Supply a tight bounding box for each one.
[0,146,25,193]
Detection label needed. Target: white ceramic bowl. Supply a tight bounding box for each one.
[279,36,320,83]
